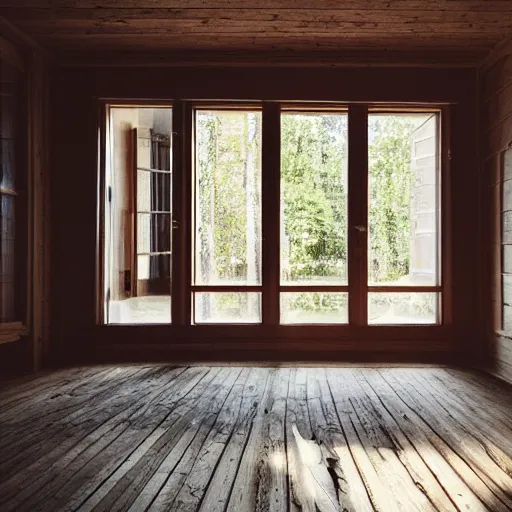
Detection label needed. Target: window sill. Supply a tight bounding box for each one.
[0,322,28,344]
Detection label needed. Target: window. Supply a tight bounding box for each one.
[280,111,349,324]
[192,109,262,324]
[101,103,445,329]
[0,58,21,326]
[368,112,441,324]
[105,106,172,324]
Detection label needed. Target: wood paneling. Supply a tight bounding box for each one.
[481,39,512,384]
[2,1,512,66]
[2,365,512,511]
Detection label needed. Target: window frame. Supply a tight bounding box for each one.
[98,100,451,332]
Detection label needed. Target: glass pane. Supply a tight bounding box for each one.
[0,194,15,322]
[368,114,439,286]
[137,213,171,253]
[106,107,172,324]
[281,113,348,285]
[194,110,262,285]
[368,292,438,324]
[280,292,348,324]
[109,296,171,324]
[194,292,261,324]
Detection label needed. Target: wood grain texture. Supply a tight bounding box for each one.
[1,1,512,65]
[482,34,512,383]
[1,365,512,511]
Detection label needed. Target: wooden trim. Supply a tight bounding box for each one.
[171,100,183,324]
[58,50,481,69]
[192,285,262,293]
[182,101,193,326]
[262,102,281,327]
[191,102,262,110]
[441,106,453,325]
[131,127,137,297]
[95,102,107,325]
[280,285,349,293]
[368,286,442,293]
[348,104,368,326]
[368,105,445,112]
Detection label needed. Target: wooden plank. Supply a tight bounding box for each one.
[335,371,438,511]
[12,367,219,512]
[4,0,512,11]
[285,368,318,512]
[437,368,512,414]
[36,33,501,47]
[0,366,157,469]
[194,368,271,512]
[225,368,290,512]
[414,371,512,457]
[81,367,244,511]
[4,7,512,24]
[326,369,399,510]
[382,370,512,510]
[0,365,111,407]
[364,370,489,511]
[0,367,195,510]
[11,18,512,36]
[165,369,256,512]
[352,369,477,512]
[307,369,374,512]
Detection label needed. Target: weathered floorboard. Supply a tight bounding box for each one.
[1,365,512,512]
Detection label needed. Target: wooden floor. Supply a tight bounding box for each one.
[1,366,512,511]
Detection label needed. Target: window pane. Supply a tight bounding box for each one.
[0,60,19,322]
[137,213,171,253]
[109,296,171,324]
[195,110,262,286]
[368,114,439,286]
[106,107,172,324]
[194,292,261,324]
[0,195,15,322]
[281,113,348,285]
[280,292,348,324]
[368,292,438,324]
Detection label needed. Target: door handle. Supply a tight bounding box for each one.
[353,225,367,232]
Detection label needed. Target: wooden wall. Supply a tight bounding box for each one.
[0,33,51,376]
[482,40,512,383]
[50,66,480,365]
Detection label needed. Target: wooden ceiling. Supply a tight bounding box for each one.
[1,0,512,66]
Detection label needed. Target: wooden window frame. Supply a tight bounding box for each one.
[97,99,451,333]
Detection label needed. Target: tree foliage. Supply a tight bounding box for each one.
[195,111,431,321]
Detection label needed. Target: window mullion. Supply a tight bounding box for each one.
[348,104,369,326]
[262,102,281,326]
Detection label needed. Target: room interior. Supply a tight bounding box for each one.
[0,1,512,510]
